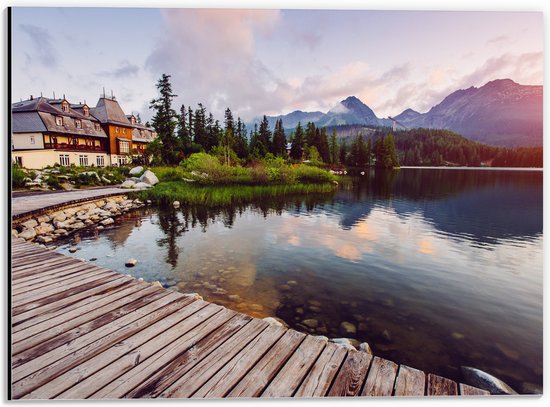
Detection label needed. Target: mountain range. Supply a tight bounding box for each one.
[252,79,542,147]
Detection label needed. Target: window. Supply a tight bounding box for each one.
[94,123,101,131]
[14,156,23,167]
[83,106,89,116]
[56,116,63,126]
[119,140,130,154]
[62,102,69,112]
[29,135,35,144]
[131,116,136,124]
[122,128,126,134]
[75,119,82,129]
[79,155,88,166]
[96,155,105,167]
[118,156,127,166]
[59,154,70,166]
[115,127,119,133]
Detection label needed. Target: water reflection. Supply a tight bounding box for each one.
[55,168,542,392]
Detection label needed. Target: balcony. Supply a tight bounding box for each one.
[44,143,106,152]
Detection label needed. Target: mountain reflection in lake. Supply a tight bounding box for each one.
[56,168,542,392]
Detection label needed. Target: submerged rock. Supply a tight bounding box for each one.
[339,321,357,336]
[520,382,543,395]
[461,366,518,395]
[381,329,392,343]
[125,258,138,267]
[451,332,465,340]
[330,338,356,351]
[302,319,319,329]
[263,317,286,327]
[495,342,520,361]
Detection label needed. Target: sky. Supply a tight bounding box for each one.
[11,7,543,123]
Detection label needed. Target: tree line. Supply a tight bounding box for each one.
[148,74,541,168]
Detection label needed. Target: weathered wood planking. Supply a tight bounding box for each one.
[329,350,373,397]
[10,240,489,399]
[130,312,252,398]
[459,383,490,396]
[427,373,459,396]
[393,364,426,396]
[261,335,327,397]
[91,304,230,399]
[227,329,306,397]
[361,356,398,396]
[24,296,198,399]
[294,342,348,397]
[161,318,269,398]
[192,325,287,398]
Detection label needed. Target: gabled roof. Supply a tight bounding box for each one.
[12,112,47,133]
[131,127,156,143]
[91,97,132,126]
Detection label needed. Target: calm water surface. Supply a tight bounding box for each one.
[55,168,543,391]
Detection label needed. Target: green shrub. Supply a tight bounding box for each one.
[295,164,335,183]
[45,175,63,190]
[12,165,28,188]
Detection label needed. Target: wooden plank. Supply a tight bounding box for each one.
[360,356,397,397]
[329,350,373,397]
[427,373,458,396]
[53,299,210,399]
[12,257,76,277]
[12,280,150,347]
[23,296,198,399]
[11,277,134,332]
[11,270,118,307]
[393,365,426,396]
[12,291,184,398]
[12,284,161,360]
[11,275,131,325]
[294,342,348,398]
[262,335,327,397]
[227,329,306,398]
[12,265,114,296]
[12,253,72,270]
[11,260,100,283]
[91,304,230,399]
[11,274,126,317]
[126,311,250,398]
[459,383,490,396]
[160,318,267,398]
[12,262,100,289]
[192,325,287,399]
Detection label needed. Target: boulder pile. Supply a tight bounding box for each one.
[12,195,147,243]
[120,167,159,190]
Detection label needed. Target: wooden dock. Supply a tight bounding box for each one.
[10,238,489,399]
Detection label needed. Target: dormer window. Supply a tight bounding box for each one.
[131,116,136,125]
[75,119,82,129]
[62,101,69,112]
[55,116,63,126]
[83,106,90,116]
[94,123,100,131]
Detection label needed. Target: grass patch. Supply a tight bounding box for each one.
[131,181,337,207]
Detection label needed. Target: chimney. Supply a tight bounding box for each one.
[30,95,33,100]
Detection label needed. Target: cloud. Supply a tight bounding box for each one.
[486,35,509,46]
[19,24,57,67]
[98,61,140,79]
[146,9,283,120]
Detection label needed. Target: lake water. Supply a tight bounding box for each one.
[54,168,543,392]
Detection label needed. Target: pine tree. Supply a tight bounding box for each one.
[318,127,330,163]
[249,124,267,157]
[193,103,207,150]
[329,129,339,164]
[339,139,348,165]
[234,118,249,159]
[149,73,180,164]
[272,119,287,156]
[290,122,304,160]
[177,104,192,152]
[221,108,235,165]
[258,116,272,155]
